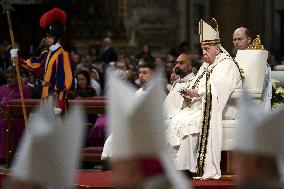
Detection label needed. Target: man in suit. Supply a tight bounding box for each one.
[99,37,118,64]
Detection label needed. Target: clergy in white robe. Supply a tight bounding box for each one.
[167,18,242,179]
[164,53,196,120]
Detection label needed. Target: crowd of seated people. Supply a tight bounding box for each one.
[0,38,205,163]
[0,33,281,165]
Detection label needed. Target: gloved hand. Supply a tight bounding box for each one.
[54,98,65,115]
[10,48,18,58]
[53,107,62,115]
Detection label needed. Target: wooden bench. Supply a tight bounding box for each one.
[5,98,106,167]
[5,98,232,173]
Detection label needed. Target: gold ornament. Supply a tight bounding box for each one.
[247,35,265,50]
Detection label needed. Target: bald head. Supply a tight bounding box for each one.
[233,27,251,50]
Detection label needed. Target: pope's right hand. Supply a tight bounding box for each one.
[10,48,18,58]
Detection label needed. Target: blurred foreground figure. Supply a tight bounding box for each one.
[233,90,284,188]
[101,61,157,160]
[4,102,85,189]
[107,70,190,189]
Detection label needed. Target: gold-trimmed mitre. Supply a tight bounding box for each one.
[199,18,220,45]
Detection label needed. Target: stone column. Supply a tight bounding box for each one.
[264,0,273,50]
[178,0,188,43]
[272,0,284,59]
[210,0,248,51]
[189,0,210,53]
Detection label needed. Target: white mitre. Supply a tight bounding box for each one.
[199,18,233,56]
[199,18,220,45]
[107,69,190,189]
[11,103,86,189]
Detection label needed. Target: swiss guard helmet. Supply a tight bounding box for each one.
[39,8,67,38]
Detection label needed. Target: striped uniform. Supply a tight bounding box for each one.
[22,46,73,105]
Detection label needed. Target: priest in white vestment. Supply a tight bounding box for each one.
[164,53,196,122]
[167,18,242,179]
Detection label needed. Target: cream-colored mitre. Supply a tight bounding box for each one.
[107,69,190,189]
[199,18,220,45]
[11,103,85,189]
[108,70,167,158]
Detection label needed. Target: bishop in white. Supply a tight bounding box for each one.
[167,18,242,179]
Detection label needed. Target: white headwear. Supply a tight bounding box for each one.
[235,90,284,181]
[11,103,85,189]
[199,18,220,45]
[199,18,232,57]
[107,69,190,189]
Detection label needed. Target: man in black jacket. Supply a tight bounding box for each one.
[99,37,118,64]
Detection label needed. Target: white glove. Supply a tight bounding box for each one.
[10,48,18,58]
[53,107,62,115]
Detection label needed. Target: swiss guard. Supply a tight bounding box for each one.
[10,8,73,116]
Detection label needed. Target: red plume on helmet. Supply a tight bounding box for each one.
[39,8,67,29]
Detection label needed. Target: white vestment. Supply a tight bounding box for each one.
[167,53,242,179]
[261,64,272,111]
[164,73,196,119]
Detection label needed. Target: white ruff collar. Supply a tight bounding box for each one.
[49,43,61,51]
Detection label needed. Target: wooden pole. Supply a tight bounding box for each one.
[6,9,28,128]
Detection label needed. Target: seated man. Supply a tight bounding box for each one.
[164,53,195,122]
[166,18,242,179]
[0,66,32,162]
